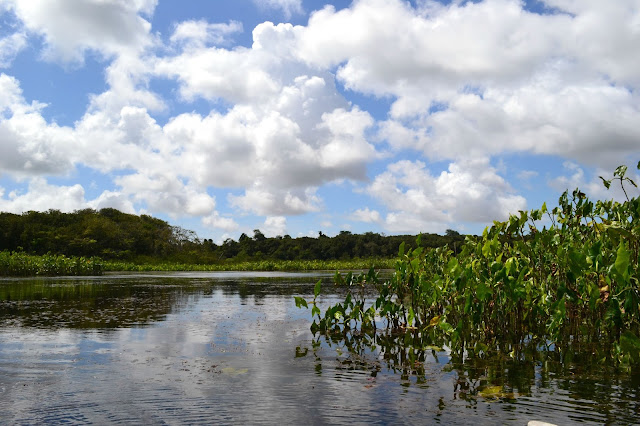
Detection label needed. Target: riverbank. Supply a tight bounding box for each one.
[0,251,395,276]
[102,258,395,272]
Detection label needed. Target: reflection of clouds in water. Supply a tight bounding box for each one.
[0,277,396,422]
[1,328,80,356]
[1,276,629,424]
[261,295,288,322]
[0,279,435,423]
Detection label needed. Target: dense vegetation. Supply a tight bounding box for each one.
[0,251,103,276]
[0,207,463,264]
[298,164,640,366]
[102,258,395,272]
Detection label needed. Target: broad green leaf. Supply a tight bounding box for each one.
[615,242,630,280]
[311,305,321,318]
[398,241,405,257]
[568,248,587,276]
[438,322,454,334]
[446,257,459,275]
[505,257,515,275]
[294,296,308,309]
[477,281,492,301]
[314,280,322,298]
[464,293,473,314]
[482,240,492,258]
[407,306,415,326]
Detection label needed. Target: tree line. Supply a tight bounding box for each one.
[0,208,466,263]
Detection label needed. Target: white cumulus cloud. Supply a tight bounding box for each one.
[366,158,527,233]
[2,0,156,63]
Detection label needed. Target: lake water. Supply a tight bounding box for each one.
[0,272,638,425]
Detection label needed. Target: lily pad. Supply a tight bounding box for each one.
[221,367,249,376]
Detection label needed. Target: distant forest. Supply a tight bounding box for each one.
[0,209,466,263]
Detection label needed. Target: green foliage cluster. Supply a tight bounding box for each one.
[210,230,463,263]
[0,207,463,265]
[0,208,176,259]
[300,164,640,366]
[103,258,395,272]
[0,251,103,276]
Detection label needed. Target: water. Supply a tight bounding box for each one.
[0,272,638,425]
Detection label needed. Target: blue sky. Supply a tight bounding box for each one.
[0,0,638,242]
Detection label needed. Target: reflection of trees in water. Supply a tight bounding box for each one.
[0,280,182,329]
[219,276,334,305]
[296,328,640,421]
[0,276,327,329]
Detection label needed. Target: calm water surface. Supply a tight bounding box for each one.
[0,272,638,425]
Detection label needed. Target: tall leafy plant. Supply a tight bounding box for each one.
[298,163,640,365]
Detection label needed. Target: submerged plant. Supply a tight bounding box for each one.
[298,163,640,366]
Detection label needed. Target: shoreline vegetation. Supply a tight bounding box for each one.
[297,163,640,367]
[101,258,396,273]
[0,251,103,277]
[0,252,396,277]
[0,206,463,277]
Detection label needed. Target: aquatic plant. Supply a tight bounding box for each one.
[0,251,103,276]
[102,258,395,272]
[299,163,640,366]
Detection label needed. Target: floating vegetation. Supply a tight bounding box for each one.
[297,163,640,367]
[0,251,103,277]
[102,258,395,272]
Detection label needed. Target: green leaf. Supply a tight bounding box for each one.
[446,257,459,275]
[505,257,515,275]
[294,296,308,309]
[482,240,492,258]
[312,305,321,318]
[477,281,492,301]
[568,248,587,276]
[614,165,628,178]
[615,242,630,280]
[314,280,322,298]
[407,306,415,326]
[599,176,611,189]
[398,241,405,257]
[606,298,622,328]
[620,331,640,362]
[438,322,454,334]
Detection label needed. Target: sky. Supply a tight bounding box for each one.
[0,0,638,243]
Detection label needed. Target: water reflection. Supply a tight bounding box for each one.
[0,273,332,329]
[0,273,638,425]
[297,327,640,424]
